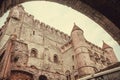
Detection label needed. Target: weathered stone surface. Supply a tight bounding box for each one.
[0,5,118,80]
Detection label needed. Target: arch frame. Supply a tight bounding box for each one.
[10,70,34,80]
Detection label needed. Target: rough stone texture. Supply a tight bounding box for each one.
[0,5,118,80]
[0,0,120,45]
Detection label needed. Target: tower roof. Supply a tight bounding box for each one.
[72,23,83,32]
[102,41,112,49]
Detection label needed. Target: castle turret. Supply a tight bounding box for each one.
[71,23,95,77]
[9,5,25,20]
[102,41,118,63]
[71,23,85,48]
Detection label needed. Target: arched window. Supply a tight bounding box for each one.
[53,54,59,63]
[30,48,38,57]
[65,70,71,80]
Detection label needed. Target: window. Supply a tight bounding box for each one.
[65,70,71,80]
[72,66,74,70]
[54,54,59,63]
[72,55,74,61]
[30,48,38,57]
[13,56,19,63]
[33,31,35,35]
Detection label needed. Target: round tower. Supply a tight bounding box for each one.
[102,41,118,63]
[71,23,95,77]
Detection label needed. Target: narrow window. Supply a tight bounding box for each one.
[65,70,71,80]
[54,54,59,63]
[72,66,74,70]
[13,56,19,63]
[30,48,38,57]
[72,55,74,61]
[33,31,35,35]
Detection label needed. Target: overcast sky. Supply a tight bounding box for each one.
[0,1,120,60]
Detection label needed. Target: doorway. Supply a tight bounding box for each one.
[39,75,47,80]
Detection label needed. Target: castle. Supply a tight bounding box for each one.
[0,5,118,80]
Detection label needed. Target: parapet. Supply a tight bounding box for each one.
[85,40,105,52]
[8,5,71,41]
[60,39,72,53]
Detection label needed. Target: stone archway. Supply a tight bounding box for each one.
[10,70,34,80]
[39,75,48,80]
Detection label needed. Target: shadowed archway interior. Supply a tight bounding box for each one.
[39,75,48,80]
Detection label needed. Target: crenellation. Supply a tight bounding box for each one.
[28,14,34,21]
[56,30,61,36]
[86,40,103,51]
[18,4,25,10]
[64,34,70,40]
[60,31,66,39]
[34,19,40,28]
[23,12,34,26]
[45,25,50,29]
[40,22,45,29]
[46,25,51,32]
[50,27,54,33]
[60,40,72,53]
[51,27,56,33]
[54,28,59,34]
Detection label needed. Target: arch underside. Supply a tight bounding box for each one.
[0,0,120,44]
[10,70,34,80]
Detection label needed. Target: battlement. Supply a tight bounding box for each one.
[86,40,101,49]
[85,40,107,53]
[8,5,71,41]
[60,39,72,53]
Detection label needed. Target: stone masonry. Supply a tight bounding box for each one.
[0,5,118,80]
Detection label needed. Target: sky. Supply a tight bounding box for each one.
[0,1,119,60]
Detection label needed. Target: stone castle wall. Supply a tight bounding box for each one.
[0,5,118,80]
